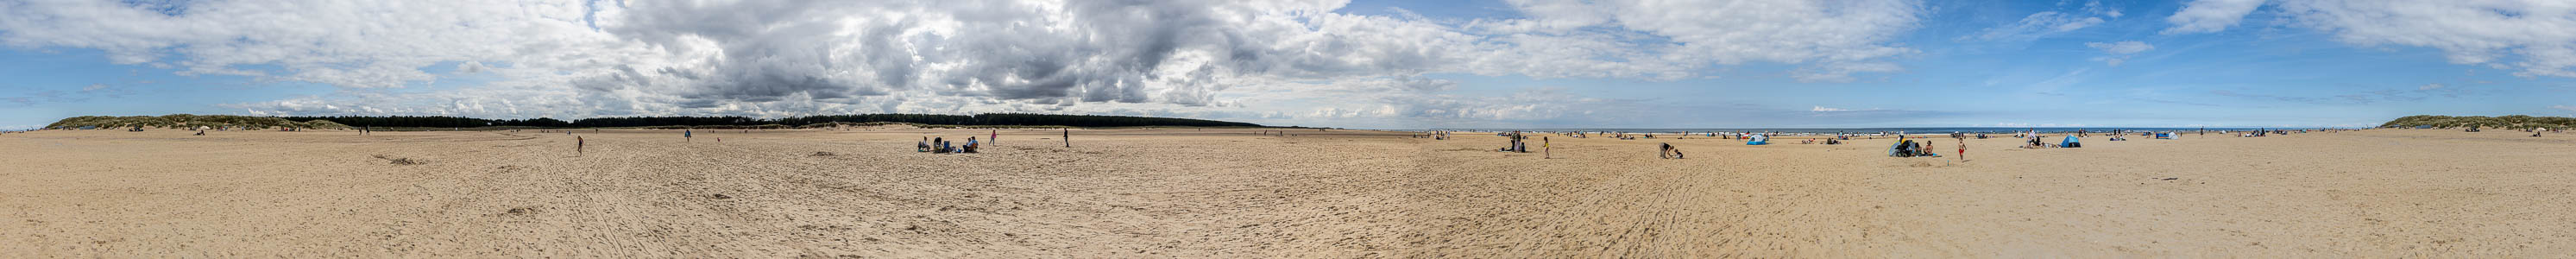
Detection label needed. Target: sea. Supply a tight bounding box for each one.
[1418,127,2314,135]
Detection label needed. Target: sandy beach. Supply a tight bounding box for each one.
[3,128,2572,257]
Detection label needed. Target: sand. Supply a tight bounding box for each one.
[3,128,2572,257]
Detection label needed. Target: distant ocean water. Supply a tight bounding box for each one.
[1419,127,2322,134]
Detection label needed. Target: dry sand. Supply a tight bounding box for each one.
[3,128,2572,257]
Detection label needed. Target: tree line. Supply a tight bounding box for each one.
[274,113,1261,128]
[48,115,350,130]
[2380,115,2576,130]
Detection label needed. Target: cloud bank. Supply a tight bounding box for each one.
[3,0,2569,129]
[2163,0,2576,78]
[0,0,1930,127]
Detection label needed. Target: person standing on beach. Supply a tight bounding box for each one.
[576,136,585,156]
[684,130,693,142]
[1062,129,1071,148]
[1957,140,1967,161]
[991,130,998,144]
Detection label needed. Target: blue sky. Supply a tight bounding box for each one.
[3,0,2573,130]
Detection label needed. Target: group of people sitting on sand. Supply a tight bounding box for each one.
[1499,131,1530,152]
[2240,129,2295,137]
[1660,142,1685,159]
[2021,135,2081,148]
[1888,137,1940,157]
[917,136,980,154]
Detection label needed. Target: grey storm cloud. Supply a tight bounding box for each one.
[589,0,1454,107]
[1,0,1939,128]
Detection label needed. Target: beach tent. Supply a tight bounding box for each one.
[1746,135,1769,145]
[2155,132,2175,139]
[2061,136,2082,148]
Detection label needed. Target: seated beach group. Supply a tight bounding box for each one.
[2022,135,2081,148]
[917,136,980,154]
[1887,138,1941,157]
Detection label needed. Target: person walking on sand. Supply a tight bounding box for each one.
[1062,129,1071,148]
[1957,139,1967,162]
[684,130,693,142]
[576,136,585,156]
[991,130,998,144]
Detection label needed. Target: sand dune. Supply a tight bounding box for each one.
[3,128,2570,256]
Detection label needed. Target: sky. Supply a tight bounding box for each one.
[3,0,2575,130]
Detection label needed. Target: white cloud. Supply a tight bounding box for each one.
[2553,104,2576,113]
[0,0,612,89]
[2082,1,2123,18]
[1811,106,1886,112]
[2419,83,2447,91]
[2162,0,2576,78]
[2281,0,2576,78]
[1972,11,2106,41]
[2086,41,2156,66]
[2087,41,2157,54]
[2162,0,2268,35]
[1478,0,1926,82]
[1968,1,2124,43]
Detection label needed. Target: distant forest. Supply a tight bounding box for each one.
[275,113,1263,128]
[2379,115,2575,130]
